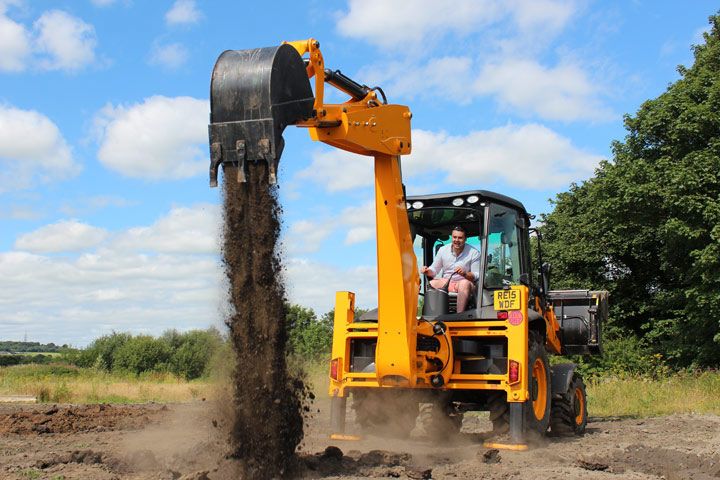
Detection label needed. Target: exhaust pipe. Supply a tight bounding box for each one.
[208,44,314,186]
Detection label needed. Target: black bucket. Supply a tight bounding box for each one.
[208,44,315,185]
[422,278,451,319]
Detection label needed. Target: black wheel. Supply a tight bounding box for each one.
[488,331,551,437]
[352,389,418,438]
[488,392,509,434]
[419,401,463,439]
[526,331,551,435]
[550,373,588,436]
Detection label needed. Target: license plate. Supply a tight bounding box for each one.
[494,289,520,310]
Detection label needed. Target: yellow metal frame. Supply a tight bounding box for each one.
[329,286,530,402]
[279,38,546,406]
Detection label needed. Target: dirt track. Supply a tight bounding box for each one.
[1,400,719,479]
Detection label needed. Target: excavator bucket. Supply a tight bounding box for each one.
[208,44,314,186]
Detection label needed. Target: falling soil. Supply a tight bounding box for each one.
[221,163,304,479]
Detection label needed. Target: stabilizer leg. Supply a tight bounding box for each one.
[329,395,360,441]
[484,402,529,451]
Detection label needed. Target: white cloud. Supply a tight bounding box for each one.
[336,0,576,49]
[149,42,189,69]
[0,12,30,71]
[112,204,219,254]
[15,220,108,253]
[508,0,575,35]
[165,0,201,26]
[33,10,97,71]
[287,220,335,254]
[0,105,80,192]
[341,201,375,245]
[59,195,134,216]
[285,200,376,253]
[0,204,224,345]
[95,96,208,180]
[407,126,603,188]
[474,58,613,121]
[0,204,43,220]
[363,55,610,121]
[296,148,373,192]
[284,257,377,314]
[298,125,602,192]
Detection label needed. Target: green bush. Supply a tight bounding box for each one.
[168,328,223,380]
[113,336,171,374]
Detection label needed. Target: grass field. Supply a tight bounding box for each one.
[587,371,720,417]
[1,362,719,419]
[0,364,212,404]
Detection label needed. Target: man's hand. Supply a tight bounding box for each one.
[420,266,433,277]
[454,266,473,280]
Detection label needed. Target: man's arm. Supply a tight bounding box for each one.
[423,245,445,278]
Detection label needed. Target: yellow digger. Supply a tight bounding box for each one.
[208,38,607,449]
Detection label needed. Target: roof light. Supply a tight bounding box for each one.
[467,195,479,204]
[452,197,464,206]
[412,201,424,209]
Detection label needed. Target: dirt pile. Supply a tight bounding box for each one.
[221,163,304,479]
[0,404,163,435]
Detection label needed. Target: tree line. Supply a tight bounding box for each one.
[540,13,720,371]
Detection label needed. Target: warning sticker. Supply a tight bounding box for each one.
[508,310,523,326]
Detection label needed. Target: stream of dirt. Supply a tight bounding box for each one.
[221,163,305,479]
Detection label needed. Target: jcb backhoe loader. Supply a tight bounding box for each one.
[208,38,607,449]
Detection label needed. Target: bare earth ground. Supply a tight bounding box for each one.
[1,398,719,480]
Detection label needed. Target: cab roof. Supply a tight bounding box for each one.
[406,190,528,216]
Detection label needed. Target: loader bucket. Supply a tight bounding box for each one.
[208,44,314,186]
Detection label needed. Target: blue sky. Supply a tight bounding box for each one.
[0,0,716,345]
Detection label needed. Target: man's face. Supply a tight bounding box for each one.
[451,229,466,250]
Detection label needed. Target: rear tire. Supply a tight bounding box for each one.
[419,401,463,439]
[487,331,550,437]
[550,373,587,436]
[488,392,509,434]
[526,331,551,436]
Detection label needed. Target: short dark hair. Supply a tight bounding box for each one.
[452,225,466,233]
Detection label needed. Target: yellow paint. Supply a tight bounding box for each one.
[373,153,419,387]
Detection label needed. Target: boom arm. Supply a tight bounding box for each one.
[208,38,419,386]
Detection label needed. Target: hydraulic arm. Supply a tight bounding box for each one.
[208,38,420,386]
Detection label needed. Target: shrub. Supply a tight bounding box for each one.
[168,329,223,380]
[113,336,171,375]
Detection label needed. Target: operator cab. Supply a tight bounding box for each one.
[408,190,532,321]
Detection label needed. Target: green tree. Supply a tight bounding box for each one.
[113,335,172,374]
[285,304,331,359]
[168,328,223,380]
[79,332,132,370]
[540,13,720,367]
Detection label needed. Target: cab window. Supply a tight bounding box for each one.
[485,204,521,288]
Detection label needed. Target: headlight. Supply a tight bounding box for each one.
[452,198,464,206]
[406,202,412,209]
[412,201,424,209]
[467,195,479,204]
